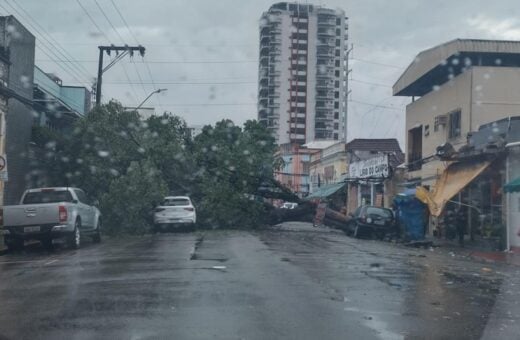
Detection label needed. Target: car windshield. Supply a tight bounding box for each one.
[366,207,392,218]
[22,191,73,204]
[162,198,190,206]
[1,2,518,339]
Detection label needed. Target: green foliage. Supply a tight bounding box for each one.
[100,160,168,235]
[190,119,278,228]
[38,101,279,234]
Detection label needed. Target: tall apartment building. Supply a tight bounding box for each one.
[258,2,349,145]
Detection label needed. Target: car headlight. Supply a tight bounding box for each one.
[366,218,372,224]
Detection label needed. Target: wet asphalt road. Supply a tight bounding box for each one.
[1,223,520,340]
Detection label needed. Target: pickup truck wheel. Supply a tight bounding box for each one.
[68,220,81,249]
[92,219,101,243]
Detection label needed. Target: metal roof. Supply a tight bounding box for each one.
[393,39,520,96]
[346,138,402,153]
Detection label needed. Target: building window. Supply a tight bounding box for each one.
[334,123,339,130]
[334,91,339,98]
[335,80,340,88]
[335,60,340,67]
[335,39,340,46]
[334,102,339,109]
[408,126,423,171]
[336,28,340,35]
[335,70,340,77]
[448,110,461,139]
[334,112,339,119]
[336,18,341,25]
[334,133,339,140]
[335,49,340,56]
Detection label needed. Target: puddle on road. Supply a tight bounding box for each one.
[343,307,404,340]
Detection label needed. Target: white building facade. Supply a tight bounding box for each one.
[258,2,349,145]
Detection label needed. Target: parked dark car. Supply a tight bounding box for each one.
[345,206,396,239]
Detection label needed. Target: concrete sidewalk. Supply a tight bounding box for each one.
[427,236,520,266]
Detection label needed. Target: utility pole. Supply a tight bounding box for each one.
[344,43,353,143]
[95,45,145,106]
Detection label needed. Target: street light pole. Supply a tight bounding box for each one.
[135,88,167,110]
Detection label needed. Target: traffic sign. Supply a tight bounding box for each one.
[0,154,7,181]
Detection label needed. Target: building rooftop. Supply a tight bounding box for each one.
[33,66,91,116]
[346,138,402,154]
[393,39,520,97]
[302,140,338,150]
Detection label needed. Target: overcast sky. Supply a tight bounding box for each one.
[4,0,520,147]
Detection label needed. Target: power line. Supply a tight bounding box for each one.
[0,2,91,86]
[5,0,94,81]
[53,42,258,47]
[94,0,151,101]
[109,0,162,111]
[93,0,125,42]
[351,78,392,88]
[76,0,140,105]
[103,81,256,85]
[349,99,404,111]
[351,57,405,69]
[35,59,258,64]
[159,103,256,107]
[109,0,138,44]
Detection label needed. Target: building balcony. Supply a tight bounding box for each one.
[317,39,335,47]
[316,103,334,110]
[316,72,335,79]
[316,95,334,101]
[315,114,333,121]
[316,82,334,89]
[317,28,335,37]
[317,19,336,27]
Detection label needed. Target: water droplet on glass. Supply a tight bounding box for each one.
[98,150,109,158]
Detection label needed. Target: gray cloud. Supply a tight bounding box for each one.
[11,0,520,147]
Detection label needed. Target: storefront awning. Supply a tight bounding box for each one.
[416,160,491,217]
[304,182,346,200]
[505,176,520,193]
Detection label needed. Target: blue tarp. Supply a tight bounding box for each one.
[394,188,428,241]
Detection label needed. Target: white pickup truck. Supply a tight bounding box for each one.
[0,187,101,251]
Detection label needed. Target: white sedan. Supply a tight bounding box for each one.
[153,196,196,232]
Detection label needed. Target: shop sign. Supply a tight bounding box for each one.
[349,154,389,179]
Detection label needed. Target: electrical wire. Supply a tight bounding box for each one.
[35,59,258,64]
[0,2,91,86]
[351,78,392,88]
[103,81,256,85]
[5,0,94,81]
[76,0,140,105]
[350,99,403,111]
[351,57,405,69]
[108,0,163,111]
[93,0,149,100]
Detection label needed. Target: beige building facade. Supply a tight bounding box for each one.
[309,142,347,192]
[394,39,520,187]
